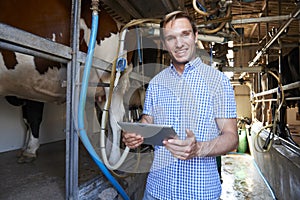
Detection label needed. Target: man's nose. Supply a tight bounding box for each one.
[175,36,184,47]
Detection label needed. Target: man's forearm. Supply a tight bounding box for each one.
[196,131,238,157]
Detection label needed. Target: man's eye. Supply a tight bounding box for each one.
[166,37,175,42]
[183,32,191,37]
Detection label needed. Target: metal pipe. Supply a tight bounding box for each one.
[254,81,300,97]
[249,6,300,67]
[198,34,226,43]
[231,15,290,25]
[0,41,69,63]
[254,99,277,103]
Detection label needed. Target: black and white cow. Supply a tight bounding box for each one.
[5,96,44,162]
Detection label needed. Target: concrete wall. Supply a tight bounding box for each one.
[0,97,66,153]
[234,85,251,119]
[287,107,300,125]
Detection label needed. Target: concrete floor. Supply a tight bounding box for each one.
[0,141,66,200]
[220,153,274,200]
[0,141,101,200]
[0,141,274,200]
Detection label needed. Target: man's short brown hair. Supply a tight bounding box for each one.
[160,11,198,41]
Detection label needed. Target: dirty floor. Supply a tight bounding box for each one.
[0,141,275,200]
[220,153,275,200]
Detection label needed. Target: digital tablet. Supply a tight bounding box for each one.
[118,122,177,146]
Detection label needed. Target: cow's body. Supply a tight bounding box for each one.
[0,0,124,162]
[0,0,118,102]
[264,47,300,146]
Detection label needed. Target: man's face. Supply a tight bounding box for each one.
[163,18,198,67]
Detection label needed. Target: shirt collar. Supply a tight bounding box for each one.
[170,57,202,74]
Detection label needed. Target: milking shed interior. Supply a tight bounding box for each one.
[0,0,300,200]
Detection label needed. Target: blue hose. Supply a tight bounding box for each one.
[196,0,207,12]
[77,12,130,200]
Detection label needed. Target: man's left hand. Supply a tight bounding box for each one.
[163,129,199,160]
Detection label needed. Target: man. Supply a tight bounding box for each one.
[122,11,238,200]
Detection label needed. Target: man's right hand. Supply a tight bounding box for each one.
[122,114,153,149]
[122,132,144,149]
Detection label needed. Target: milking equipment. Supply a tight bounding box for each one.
[76,1,130,199]
[77,0,163,197]
[98,18,160,170]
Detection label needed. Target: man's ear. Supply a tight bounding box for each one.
[194,31,198,43]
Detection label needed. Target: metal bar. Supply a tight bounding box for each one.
[249,6,300,67]
[0,21,151,84]
[66,0,80,199]
[0,38,111,73]
[254,81,300,97]
[88,82,110,87]
[0,23,72,60]
[254,99,277,103]
[285,97,300,101]
[222,66,262,73]
[79,51,151,83]
[233,42,260,47]
[234,42,299,50]
[78,51,111,71]
[0,23,111,67]
[0,41,69,64]
[255,97,300,102]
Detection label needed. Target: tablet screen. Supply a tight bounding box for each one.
[118,122,177,146]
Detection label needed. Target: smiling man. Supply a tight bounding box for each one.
[122,11,238,200]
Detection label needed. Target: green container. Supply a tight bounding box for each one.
[237,129,248,153]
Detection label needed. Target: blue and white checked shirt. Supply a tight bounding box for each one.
[143,57,236,200]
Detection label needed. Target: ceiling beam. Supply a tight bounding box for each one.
[178,0,185,10]
[101,0,131,23]
[250,0,267,39]
[116,0,143,18]
[161,0,175,12]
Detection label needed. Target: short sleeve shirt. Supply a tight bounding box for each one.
[143,57,236,200]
